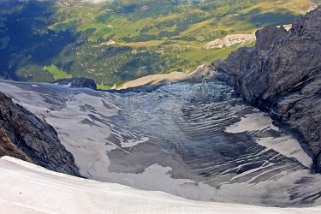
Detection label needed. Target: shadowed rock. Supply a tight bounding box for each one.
[0,92,80,176]
[53,77,97,90]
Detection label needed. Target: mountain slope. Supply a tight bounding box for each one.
[0,0,318,87]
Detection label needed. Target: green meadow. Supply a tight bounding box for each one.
[0,0,317,87]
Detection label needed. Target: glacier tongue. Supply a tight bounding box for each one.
[1,79,321,207]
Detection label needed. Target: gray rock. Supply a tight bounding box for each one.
[53,77,97,90]
[212,6,321,172]
[0,92,80,176]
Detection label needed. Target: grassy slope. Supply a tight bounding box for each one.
[43,65,72,79]
[0,0,317,86]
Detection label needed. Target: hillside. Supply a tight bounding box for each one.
[0,0,318,88]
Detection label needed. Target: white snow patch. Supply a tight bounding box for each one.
[257,136,312,168]
[225,112,312,168]
[121,137,149,148]
[1,156,321,214]
[225,112,279,133]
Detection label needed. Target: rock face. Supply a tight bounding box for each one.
[0,92,80,176]
[212,6,321,172]
[53,77,97,90]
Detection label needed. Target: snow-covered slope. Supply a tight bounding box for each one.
[0,156,321,214]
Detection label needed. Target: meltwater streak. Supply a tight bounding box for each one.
[1,79,321,207]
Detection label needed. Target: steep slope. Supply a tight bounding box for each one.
[212,6,321,172]
[1,156,321,213]
[0,92,80,176]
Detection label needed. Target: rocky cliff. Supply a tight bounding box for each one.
[212,6,321,172]
[0,92,80,176]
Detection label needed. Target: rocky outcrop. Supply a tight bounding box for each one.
[53,77,97,90]
[212,6,321,172]
[204,33,256,49]
[0,92,80,176]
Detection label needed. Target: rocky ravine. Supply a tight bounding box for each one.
[0,92,80,176]
[212,6,321,172]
